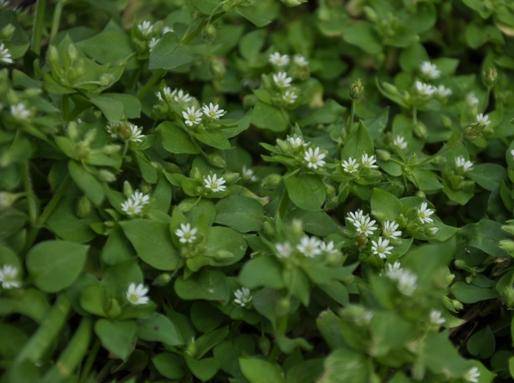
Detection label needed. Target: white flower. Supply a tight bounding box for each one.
[420,61,440,79]
[320,241,337,255]
[10,103,31,120]
[455,156,474,172]
[242,166,257,182]
[417,202,434,224]
[202,103,226,120]
[269,52,290,67]
[361,153,378,169]
[382,220,402,240]
[203,174,226,193]
[106,122,144,143]
[347,210,377,237]
[464,367,480,383]
[273,72,292,88]
[162,26,174,34]
[282,89,298,104]
[175,223,198,244]
[475,113,490,127]
[275,242,292,258]
[137,20,154,37]
[436,85,452,98]
[304,147,326,170]
[393,135,407,149]
[371,237,393,259]
[182,106,203,127]
[0,43,13,64]
[466,93,479,107]
[385,262,417,296]
[148,37,160,50]
[171,88,193,103]
[341,157,360,174]
[234,287,252,307]
[121,190,150,217]
[511,149,514,159]
[429,309,445,326]
[126,283,149,305]
[414,80,436,97]
[296,235,322,258]
[286,135,305,149]
[128,123,145,143]
[0,265,21,289]
[293,54,308,66]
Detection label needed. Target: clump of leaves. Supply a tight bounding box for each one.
[0,0,513,382]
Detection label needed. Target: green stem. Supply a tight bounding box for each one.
[23,175,71,253]
[350,100,356,127]
[50,0,66,44]
[31,0,47,56]
[79,339,100,383]
[412,107,418,124]
[42,318,92,383]
[15,294,71,364]
[22,161,38,225]
[137,70,165,99]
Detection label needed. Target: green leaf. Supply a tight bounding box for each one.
[239,357,286,383]
[318,348,371,383]
[240,256,284,289]
[121,219,181,271]
[138,313,183,346]
[27,240,89,293]
[371,188,402,221]
[251,101,289,132]
[451,282,498,303]
[215,195,264,233]
[467,326,495,359]
[152,353,185,379]
[175,270,230,301]
[158,122,199,154]
[149,34,194,70]
[341,21,381,54]
[285,174,326,211]
[68,161,105,206]
[236,0,280,27]
[469,164,506,191]
[94,319,137,360]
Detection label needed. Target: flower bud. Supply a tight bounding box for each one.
[291,219,303,236]
[123,181,133,196]
[499,239,514,253]
[482,66,498,89]
[350,79,364,100]
[98,169,116,183]
[501,223,514,236]
[153,273,172,286]
[206,153,226,168]
[1,24,15,40]
[376,149,390,161]
[48,46,60,66]
[413,121,427,139]
[224,172,239,183]
[258,336,271,355]
[76,195,92,218]
[210,57,226,78]
[276,297,291,316]
[281,0,307,6]
[262,221,274,236]
[0,191,21,209]
[261,174,282,190]
[67,43,79,61]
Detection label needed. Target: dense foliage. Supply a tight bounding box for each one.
[1,0,514,382]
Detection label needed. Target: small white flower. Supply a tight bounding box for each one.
[275,242,292,258]
[242,166,257,182]
[417,202,434,224]
[341,157,360,174]
[475,113,490,127]
[320,241,337,255]
[347,210,377,237]
[106,122,144,143]
[269,52,290,67]
[121,190,150,217]
[511,148,514,159]
[162,26,174,34]
[148,37,160,50]
[466,93,479,107]
[361,153,378,169]
[420,61,440,79]
[429,309,446,326]
[175,223,198,244]
[128,123,145,143]
[436,85,452,98]
[182,106,203,127]
[304,147,326,170]
[293,54,308,67]
[201,103,226,120]
[296,235,322,258]
[371,237,393,259]
[203,174,226,193]
[455,156,474,172]
[10,103,31,120]
[273,72,293,88]
[464,367,480,383]
[0,265,21,289]
[385,262,417,296]
[282,89,298,104]
[286,135,305,149]
[170,88,193,103]
[414,80,437,97]
[126,283,149,305]
[0,43,13,64]
[234,287,252,307]
[393,135,407,149]
[382,220,402,240]
[137,20,154,37]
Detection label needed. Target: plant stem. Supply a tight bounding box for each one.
[137,70,165,99]
[31,0,47,56]
[350,100,356,127]
[50,0,66,44]
[15,294,71,364]
[79,339,100,383]
[22,161,38,225]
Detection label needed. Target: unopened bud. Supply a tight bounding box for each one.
[0,191,21,209]
[376,149,391,161]
[291,219,303,236]
[499,240,514,253]
[98,169,116,183]
[350,79,364,100]
[1,24,15,40]
[281,0,307,6]
[206,153,226,168]
[153,273,172,286]
[261,174,282,190]
[482,66,498,89]
[413,121,427,139]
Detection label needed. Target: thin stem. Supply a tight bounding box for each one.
[50,0,66,44]
[31,0,47,56]
[350,100,356,127]
[79,339,100,383]
[137,70,165,99]
[22,161,38,225]
[412,107,418,124]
